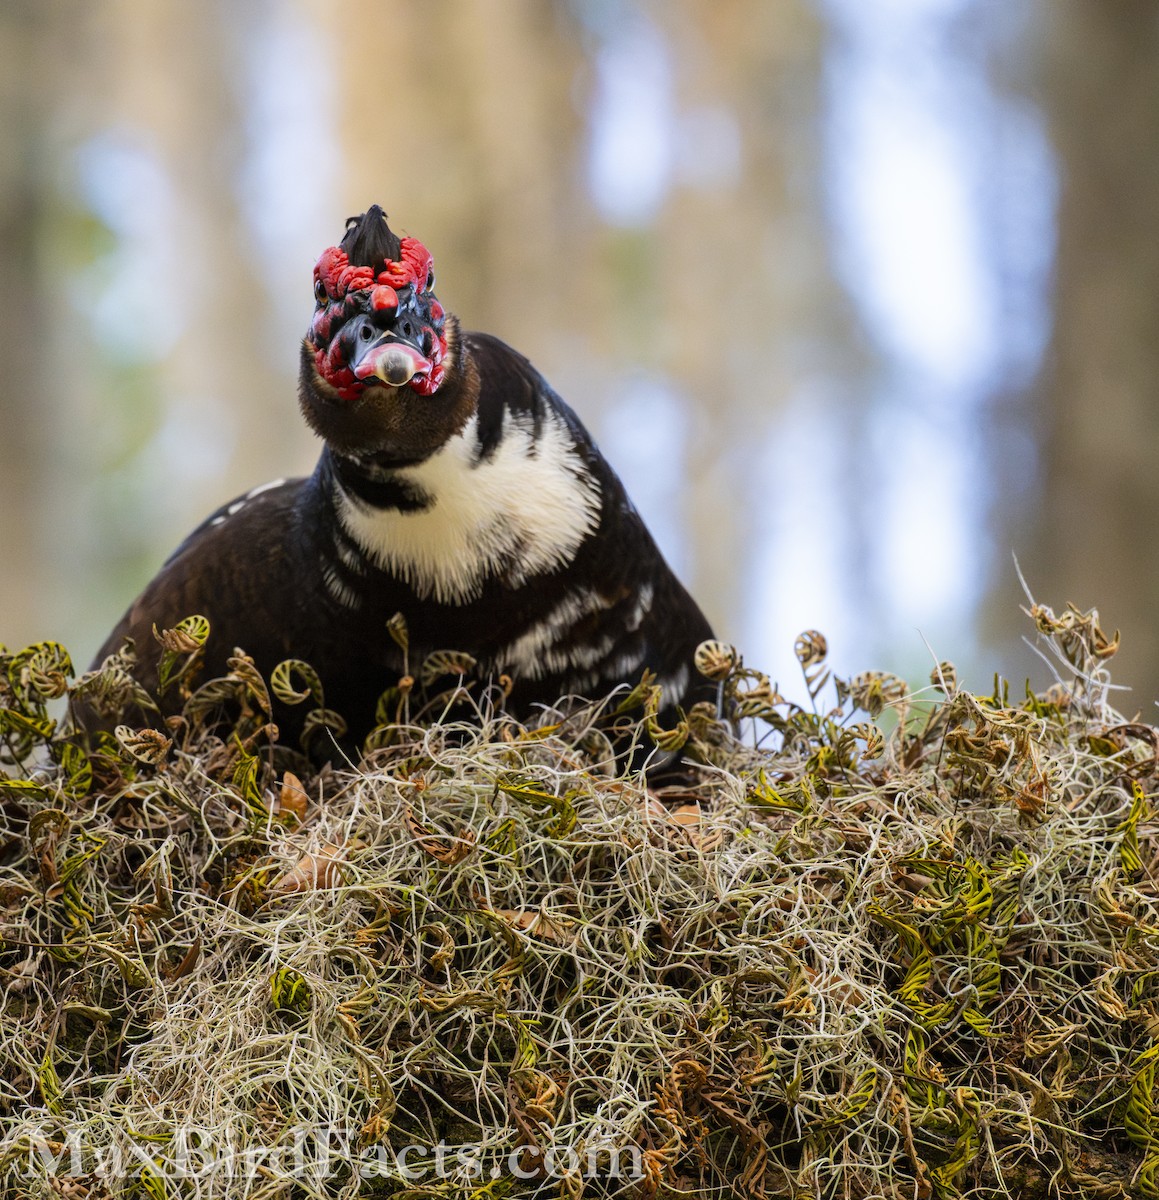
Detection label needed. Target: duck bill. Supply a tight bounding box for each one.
[351,336,433,388]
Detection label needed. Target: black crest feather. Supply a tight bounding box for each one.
[341,205,402,268]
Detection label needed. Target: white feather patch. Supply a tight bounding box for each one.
[208,478,288,527]
[246,477,287,500]
[496,583,656,686]
[607,648,648,679]
[337,410,602,603]
[496,588,611,679]
[321,564,361,608]
[659,665,691,709]
[625,583,654,632]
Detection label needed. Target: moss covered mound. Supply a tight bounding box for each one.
[1,606,1157,1198]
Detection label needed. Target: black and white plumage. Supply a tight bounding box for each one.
[88,208,714,746]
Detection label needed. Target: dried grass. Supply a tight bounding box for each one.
[1,602,1157,1199]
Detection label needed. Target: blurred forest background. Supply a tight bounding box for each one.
[1,0,1157,707]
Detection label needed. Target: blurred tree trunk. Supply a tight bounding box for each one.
[0,2,82,649]
[0,3,44,646]
[656,0,848,644]
[93,0,296,511]
[1024,1,1159,706]
[60,0,312,662]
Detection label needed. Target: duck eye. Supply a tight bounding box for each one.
[314,279,327,304]
[426,271,435,292]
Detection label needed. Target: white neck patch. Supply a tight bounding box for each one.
[335,409,602,603]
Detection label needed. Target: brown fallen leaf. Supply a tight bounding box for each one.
[647,800,723,852]
[644,796,669,821]
[404,806,476,864]
[163,934,203,981]
[277,771,309,823]
[270,844,346,894]
[490,908,577,944]
[669,802,703,829]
